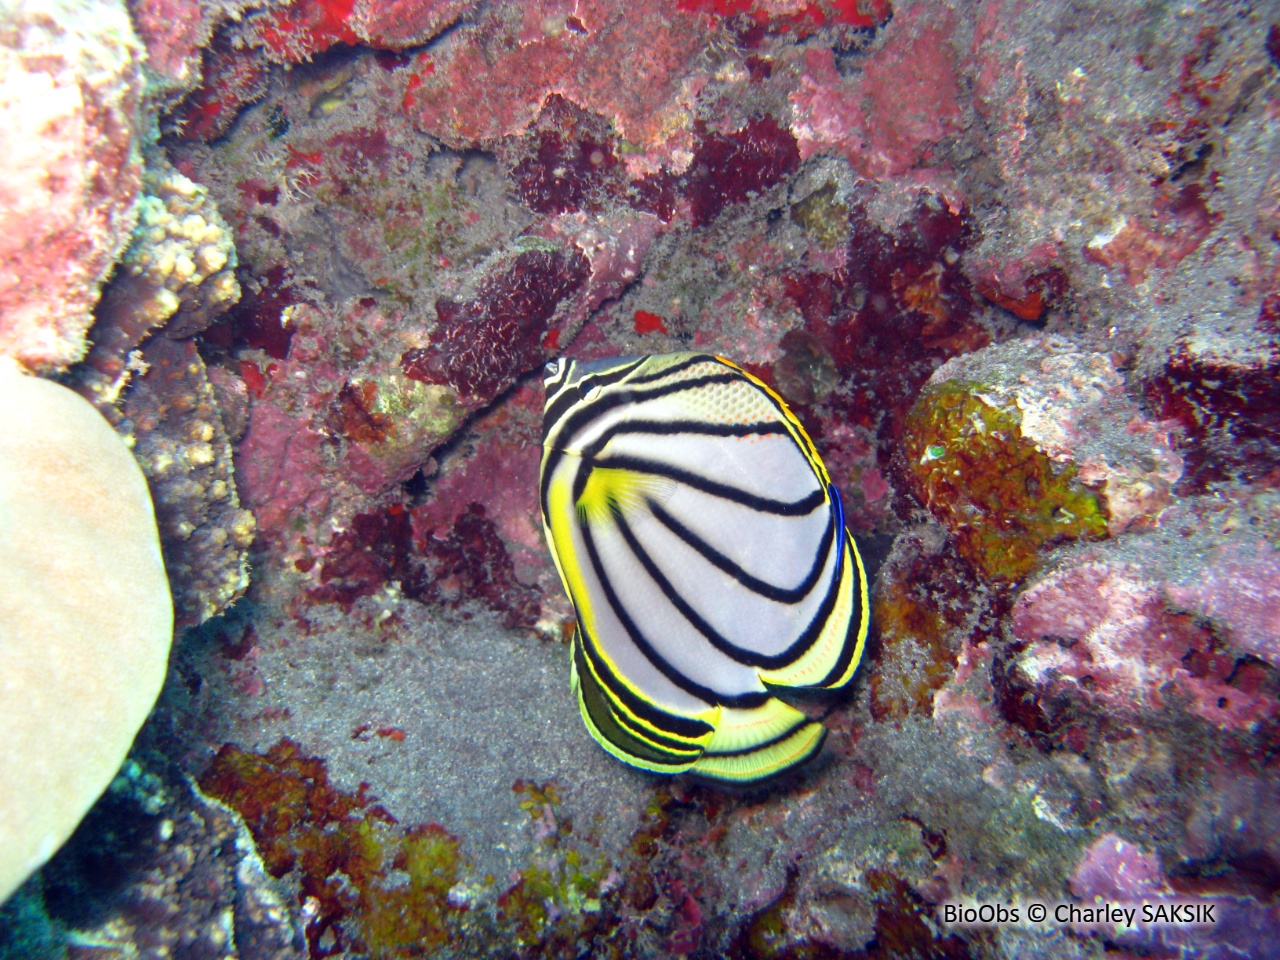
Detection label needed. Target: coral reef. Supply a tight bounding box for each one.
[64,158,255,630]
[901,337,1182,582]
[6,0,1280,957]
[200,738,465,957]
[244,0,477,65]
[400,241,591,405]
[6,755,301,959]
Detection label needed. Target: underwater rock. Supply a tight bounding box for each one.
[409,384,559,601]
[401,240,591,406]
[166,28,272,142]
[1008,485,1280,741]
[789,4,962,179]
[17,0,1273,955]
[129,0,223,95]
[28,761,303,959]
[1010,560,1278,733]
[0,0,143,372]
[244,0,478,64]
[1070,832,1171,902]
[199,738,465,957]
[869,526,1000,721]
[233,296,462,573]
[1144,323,1280,490]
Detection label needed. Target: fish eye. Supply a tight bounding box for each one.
[584,384,602,402]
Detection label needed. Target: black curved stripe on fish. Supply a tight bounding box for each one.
[542,355,649,437]
[812,550,866,689]
[646,497,835,603]
[574,621,716,743]
[579,513,772,709]
[540,372,744,521]
[699,715,816,759]
[611,508,833,670]
[574,638,701,766]
[582,454,825,517]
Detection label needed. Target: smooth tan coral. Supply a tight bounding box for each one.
[0,358,172,904]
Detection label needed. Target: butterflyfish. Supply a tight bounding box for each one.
[539,353,869,785]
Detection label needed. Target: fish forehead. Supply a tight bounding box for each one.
[544,352,712,399]
[567,354,645,382]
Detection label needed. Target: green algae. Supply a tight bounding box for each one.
[902,380,1109,583]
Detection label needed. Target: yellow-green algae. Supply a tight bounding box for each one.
[499,780,611,948]
[199,739,465,957]
[789,180,850,250]
[200,742,618,957]
[901,380,1108,582]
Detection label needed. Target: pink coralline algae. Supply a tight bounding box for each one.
[789,4,962,178]
[1073,823,1280,959]
[1084,183,1218,286]
[168,36,270,142]
[1010,555,1280,735]
[541,213,664,333]
[0,0,143,371]
[236,395,331,550]
[967,243,1068,324]
[1165,543,1280,671]
[128,0,215,90]
[677,0,892,33]
[970,0,1029,184]
[411,386,556,593]
[244,0,478,64]
[1070,833,1172,903]
[401,244,591,404]
[402,0,711,158]
[231,297,463,561]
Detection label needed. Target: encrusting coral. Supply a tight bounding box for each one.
[79,162,241,411]
[0,357,172,904]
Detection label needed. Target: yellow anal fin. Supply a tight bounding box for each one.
[702,698,810,755]
[692,700,827,785]
[572,633,703,775]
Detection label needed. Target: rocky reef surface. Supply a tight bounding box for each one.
[3,0,1280,957]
